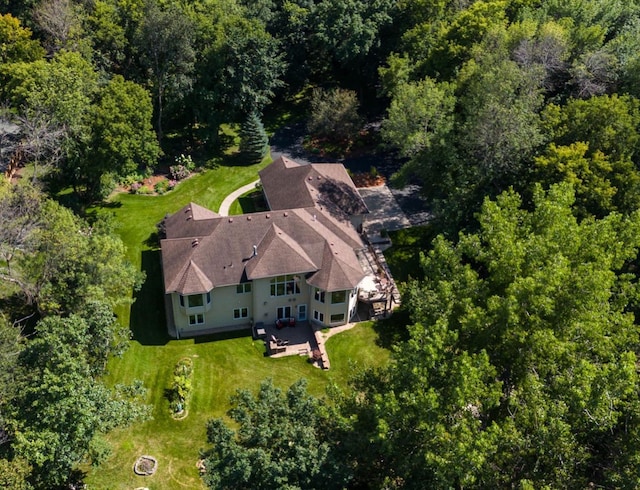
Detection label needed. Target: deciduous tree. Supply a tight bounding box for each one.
[340,183,640,488]
[202,379,351,489]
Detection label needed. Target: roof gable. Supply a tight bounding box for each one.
[307,242,365,291]
[245,224,318,279]
[169,259,214,295]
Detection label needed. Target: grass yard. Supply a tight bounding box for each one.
[84,154,390,489]
[228,189,269,215]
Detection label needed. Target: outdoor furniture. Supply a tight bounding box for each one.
[275,317,296,329]
[253,322,266,339]
[270,334,289,346]
[268,335,288,354]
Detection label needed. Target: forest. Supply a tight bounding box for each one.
[2,0,640,488]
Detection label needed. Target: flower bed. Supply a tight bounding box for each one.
[168,357,194,419]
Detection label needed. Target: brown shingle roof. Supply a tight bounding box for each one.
[245,224,318,279]
[161,205,366,295]
[307,242,366,292]
[161,159,368,296]
[259,156,369,220]
[164,202,220,239]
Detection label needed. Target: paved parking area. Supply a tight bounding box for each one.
[358,185,412,238]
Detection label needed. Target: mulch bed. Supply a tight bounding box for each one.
[351,172,386,187]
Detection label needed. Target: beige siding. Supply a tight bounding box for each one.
[169,280,358,336]
[252,277,311,327]
[172,286,252,336]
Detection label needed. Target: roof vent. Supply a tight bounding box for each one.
[186,214,192,220]
[284,212,288,217]
[192,239,199,247]
[228,217,233,223]
[266,213,271,219]
[312,214,316,221]
[247,216,252,221]
[252,245,258,257]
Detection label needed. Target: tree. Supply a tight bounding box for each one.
[239,111,268,164]
[32,0,82,55]
[85,74,160,199]
[134,0,195,139]
[195,14,285,135]
[310,0,396,85]
[381,76,455,158]
[0,183,143,313]
[9,313,150,488]
[0,13,44,64]
[16,109,66,183]
[307,87,363,143]
[542,94,640,163]
[340,183,640,488]
[202,379,351,489]
[535,141,640,217]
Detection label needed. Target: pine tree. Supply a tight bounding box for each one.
[239,111,269,164]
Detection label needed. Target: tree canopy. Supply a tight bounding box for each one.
[338,183,640,488]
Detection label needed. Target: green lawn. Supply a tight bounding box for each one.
[85,155,390,489]
[228,189,269,215]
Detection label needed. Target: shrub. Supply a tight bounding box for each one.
[168,357,194,416]
[96,172,117,200]
[122,173,144,187]
[175,153,195,172]
[154,180,169,194]
[129,182,142,194]
[169,164,190,181]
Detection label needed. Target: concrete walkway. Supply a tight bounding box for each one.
[218,179,260,216]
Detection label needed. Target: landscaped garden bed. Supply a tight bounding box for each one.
[167,357,194,419]
[350,167,386,187]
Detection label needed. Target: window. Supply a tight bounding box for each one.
[206,292,211,304]
[189,313,204,325]
[236,283,252,294]
[277,306,292,319]
[270,275,300,296]
[314,288,325,303]
[313,310,324,322]
[179,295,184,307]
[331,290,346,304]
[187,294,204,307]
[233,307,249,319]
[330,313,345,323]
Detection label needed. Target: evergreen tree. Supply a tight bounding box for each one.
[239,111,269,164]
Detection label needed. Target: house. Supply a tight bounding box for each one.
[160,157,371,338]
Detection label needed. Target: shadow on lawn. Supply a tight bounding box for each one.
[193,329,251,344]
[130,249,171,346]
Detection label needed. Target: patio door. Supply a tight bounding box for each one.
[297,304,307,321]
[277,306,292,319]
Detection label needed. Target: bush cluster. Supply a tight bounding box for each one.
[169,357,193,416]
